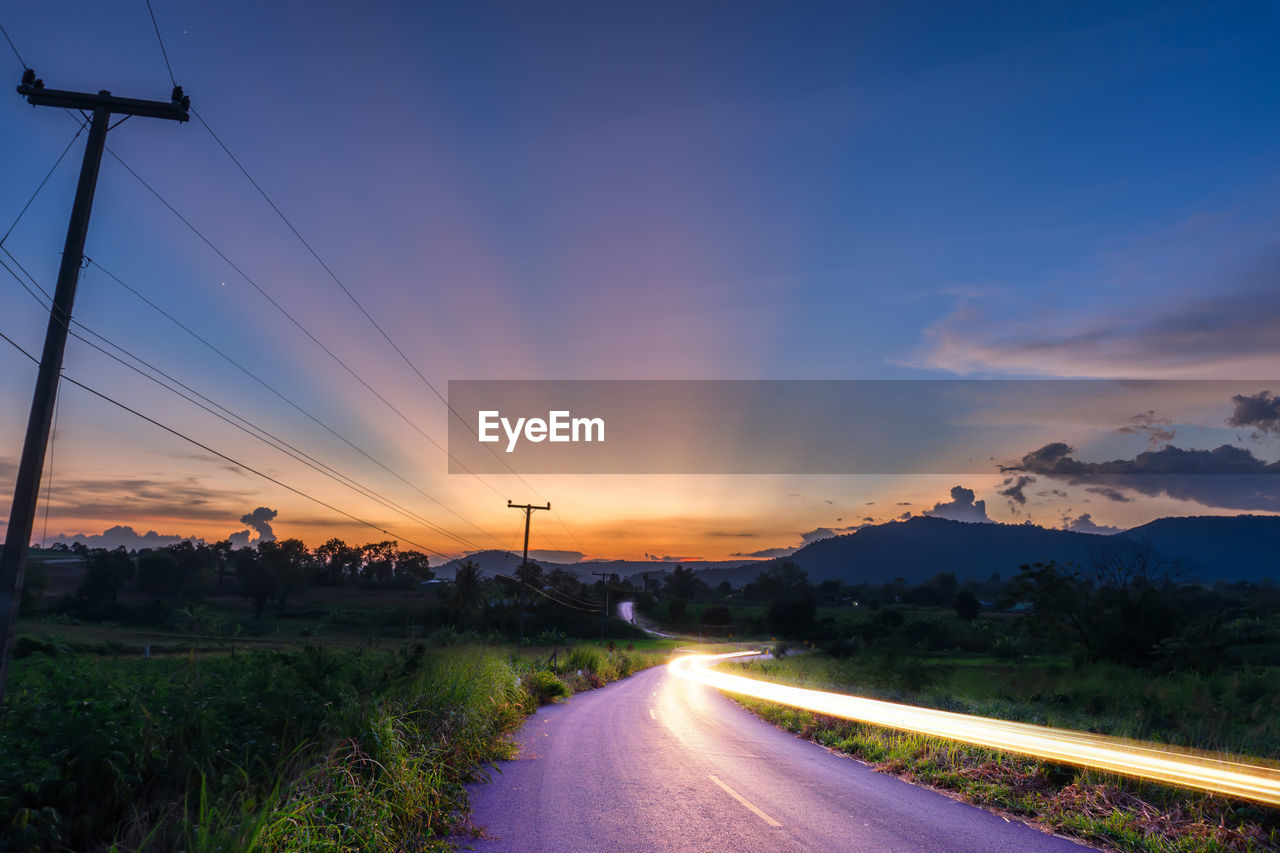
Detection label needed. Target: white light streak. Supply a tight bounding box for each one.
[670,651,1280,806]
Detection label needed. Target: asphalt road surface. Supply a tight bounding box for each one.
[464,660,1091,852]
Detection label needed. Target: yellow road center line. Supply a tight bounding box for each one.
[708,774,782,827]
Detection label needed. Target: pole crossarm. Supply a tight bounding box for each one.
[17,70,189,122]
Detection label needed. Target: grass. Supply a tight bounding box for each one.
[717,654,1280,853]
[1,640,671,852]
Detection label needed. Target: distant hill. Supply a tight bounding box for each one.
[740,515,1280,587]
[758,516,1112,586]
[439,514,1280,591]
[1118,515,1280,583]
[436,550,761,582]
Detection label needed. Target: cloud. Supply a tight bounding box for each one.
[898,511,912,520]
[228,529,253,549]
[1228,391,1280,436]
[1118,411,1176,446]
[998,475,1036,508]
[239,507,278,543]
[800,525,862,545]
[922,485,991,523]
[1086,486,1133,502]
[1004,442,1280,511]
[44,525,201,551]
[1061,513,1121,535]
[914,234,1280,379]
[732,547,797,559]
[526,549,585,563]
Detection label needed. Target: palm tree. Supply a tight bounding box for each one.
[448,560,483,628]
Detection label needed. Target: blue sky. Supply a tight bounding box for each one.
[1,1,1278,559]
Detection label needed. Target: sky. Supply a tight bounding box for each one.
[1,1,1278,563]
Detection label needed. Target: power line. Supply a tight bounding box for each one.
[99,145,506,494]
[66,324,487,552]
[187,108,589,555]
[0,21,26,71]
[0,325,458,561]
[0,251,492,552]
[143,0,176,87]
[81,258,505,548]
[2,122,87,246]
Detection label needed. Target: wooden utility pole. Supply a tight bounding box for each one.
[591,570,611,639]
[0,70,189,705]
[507,500,549,644]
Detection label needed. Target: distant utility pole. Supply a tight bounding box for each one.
[591,571,611,639]
[0,70,189,705]
[507,500,549,644]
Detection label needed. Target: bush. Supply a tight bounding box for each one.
[523,670,569,706]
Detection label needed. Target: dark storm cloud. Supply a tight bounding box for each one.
[1005,443,1280,511]
[998,475,1036,507]
[1228,391,1280,436]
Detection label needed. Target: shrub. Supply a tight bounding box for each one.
[523,670,569,706]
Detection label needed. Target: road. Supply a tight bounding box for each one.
[464,661,1090,852]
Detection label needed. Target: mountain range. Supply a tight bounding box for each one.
[439,514,1280,589]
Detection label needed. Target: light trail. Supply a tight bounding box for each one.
[670,651,1280,806]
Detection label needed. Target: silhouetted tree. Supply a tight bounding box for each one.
[952,589,981,622]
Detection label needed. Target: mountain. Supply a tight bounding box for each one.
[1118,515,1280,583]
[745,515,1280,587]
[761,516,1111,586]
[436,550,761,582]
[438,514,1280,590]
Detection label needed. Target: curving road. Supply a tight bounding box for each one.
[464,660,1091,852]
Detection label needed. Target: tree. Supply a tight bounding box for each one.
[77,548,133,603]
[750,561,817,637]
[359,540,397,582]
[448,560,484,627]
[663,564,707,601]
[395,549,433,582]
[1007,543,1188,665]
[952,589,981,622]
[315,537,360,584]
[211,539,233,586]
[136,550,179,595]
[238,549,274,618]
[259,538,310,614]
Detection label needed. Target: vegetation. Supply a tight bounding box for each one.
[0,640,669,852]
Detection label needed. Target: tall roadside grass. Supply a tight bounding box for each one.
[721,655,1280,853]
[1,641,668,852]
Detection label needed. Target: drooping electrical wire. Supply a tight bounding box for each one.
[0,21,26,71]
[187,108,589,554]
[1,123,87,247]
[143,0,176,87]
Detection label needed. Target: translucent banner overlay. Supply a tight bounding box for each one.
[446,380,1280,475]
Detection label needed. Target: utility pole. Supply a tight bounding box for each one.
[591,571,611,639]
[507,500,549,644]
[0,71,189,705]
